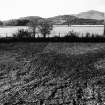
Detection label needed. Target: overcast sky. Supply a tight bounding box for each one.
[0,0,105,20]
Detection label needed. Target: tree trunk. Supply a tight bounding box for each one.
[43,34,46,38]
[33,27,36,38]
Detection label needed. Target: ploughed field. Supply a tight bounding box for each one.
[1,43,105,105]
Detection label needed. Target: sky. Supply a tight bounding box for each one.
[0,0,105,20]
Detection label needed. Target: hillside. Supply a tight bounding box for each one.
[1,10,104,26]
[3,16,44,26]
[1,43,105,105]
[47,15,76,25]
[23,15,104,25]
[20,16,44,22]
[76,10,104,20]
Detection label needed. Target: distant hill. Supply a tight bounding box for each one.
[1,10,104,26]
[47,14,104,25]
[47,15,76,25]
[3,16,44,26]
[47,10,104,25]
[20,16,44,21]
[75,10,104,20]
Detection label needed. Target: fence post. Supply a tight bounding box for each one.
[59,32,60,38]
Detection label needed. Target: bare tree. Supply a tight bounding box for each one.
[65,16,74,27]
[39,20,53,38]
[66,18,71,27]
[27,19,39,38]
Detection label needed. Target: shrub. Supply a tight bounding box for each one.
[13,29,31,39]
[65,31,79,38]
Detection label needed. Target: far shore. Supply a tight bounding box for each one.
[0,25,104,28]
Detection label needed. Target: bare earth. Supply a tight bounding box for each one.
[0,42,105,105]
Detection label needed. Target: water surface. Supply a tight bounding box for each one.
[0,25,104,37]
